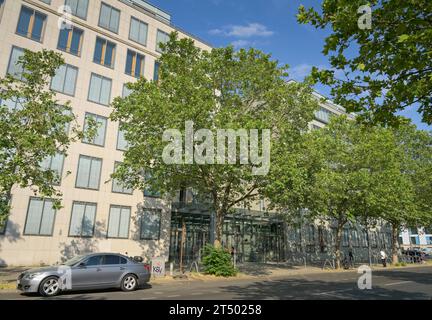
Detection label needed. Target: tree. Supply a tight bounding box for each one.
[0,49,87,228]
[110,33,318,245]
[297,0,432,125]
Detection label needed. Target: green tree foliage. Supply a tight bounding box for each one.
[202,244,237,277]
[297,0,432,125]
[0,49,87,228]
[110,33,318,244]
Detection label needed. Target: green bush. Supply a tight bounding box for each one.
[202,244,237,277]
[394,262,407,267]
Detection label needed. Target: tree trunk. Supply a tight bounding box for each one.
[391,223,399,264]
[214,208,225,248]
[334,223,343,269]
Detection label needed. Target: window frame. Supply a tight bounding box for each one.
[128,16,148,47]
[116,121,129,151]
[7,46,26,80]
[57,25,84,57]
[16,5,47,43]
[68,201,97,238]
[87,72,112,106]
[98,2,120,34]
[125,49,145,78]
[156,29,169,53]
[82,112,108,147]
[50,63,79,97]
[75,155,103,190]
[107,205,131,239]
[23,197,57,236]
[65,0,89,20]
[41,153,65,186]
[139,208,161,240]
[111,161,133,195]
[93,36,116,69]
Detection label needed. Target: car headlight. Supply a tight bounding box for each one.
[24,272,42,279]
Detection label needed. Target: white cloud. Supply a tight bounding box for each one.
[209,23,274,38]
[231,40,252,48]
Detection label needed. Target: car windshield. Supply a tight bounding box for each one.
[61,255,85,266]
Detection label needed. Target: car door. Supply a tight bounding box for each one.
[71,255,104,289]
[98,255,124,285]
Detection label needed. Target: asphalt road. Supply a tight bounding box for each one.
[1,266,431,300]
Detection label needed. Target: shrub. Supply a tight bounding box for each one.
[202,244,237,277]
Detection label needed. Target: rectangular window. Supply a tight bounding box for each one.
[88,73,112,105]
[93,37,116,68]
[107,205,130,238]
[351,229,359,247]
[7,46,25,80]
[98,2,120,34]
[315,107,335,124]
[122,84,132,98]
[0,0,5,23]
[156,30,169,53]
[140,209,161,240]
[129,17,148,46]
[65,0,89,20]
[153,61,160,81]
[50,64,78,96]
[75,155,102,190]
[116,125,129,151]
[112,162,133,194]
[40,0,51,4]
[69,201,96,237]
[144,171,160,198]
[83,113,107,146]
[125,50,145,78]
[16,6,47,42]
[24,198,56,236]
[342,229,350,247]
[40,153,65,185]
[57,25,83,56]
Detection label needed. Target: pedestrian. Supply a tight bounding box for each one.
[380,250,387,267]
[230,246,236,267]
[348,248,354,267]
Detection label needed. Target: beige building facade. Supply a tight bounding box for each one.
[0,0,211,266]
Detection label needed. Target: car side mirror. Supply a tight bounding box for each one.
[78,262,86,268]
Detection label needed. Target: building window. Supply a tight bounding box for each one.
[82,113,107,147]
[98,2,120,34]
[342,229,350,247]
[50,64,78,96]
[156,30,169,53]
[40,153,65,185]
[57,25,83,56]
[7,46,25,80]
[0,0,5,23]
[122,84,132,98]
[315,107,335,124]
[65,0,89,20]
[125,50,145,78]
[351,229,359,247]
[144,171,161,198]
[69,201,96,237]
[129,17,148,46]
[107,205,130,239]
[39,0,51,4]
[140,209,161,240]
[88,73,112,105]
[16,6,47,42]
[112,162,133,194]
[153,61,160,81]
[24,198,56,236]
[75,155,102,190]
[93,37,116,68]
[116,125,129,151]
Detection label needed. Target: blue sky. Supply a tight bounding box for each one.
[150,0,430,130]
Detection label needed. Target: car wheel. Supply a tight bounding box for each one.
[39,276,61,297]
[121,274,138,292]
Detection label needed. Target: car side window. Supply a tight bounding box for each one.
[85,255,102,266]
[120,257,127,264]
[103,255,120,265]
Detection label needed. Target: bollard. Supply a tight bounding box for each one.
[170,262,174,276]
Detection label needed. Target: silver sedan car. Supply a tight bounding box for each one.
[17,253,151,297]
